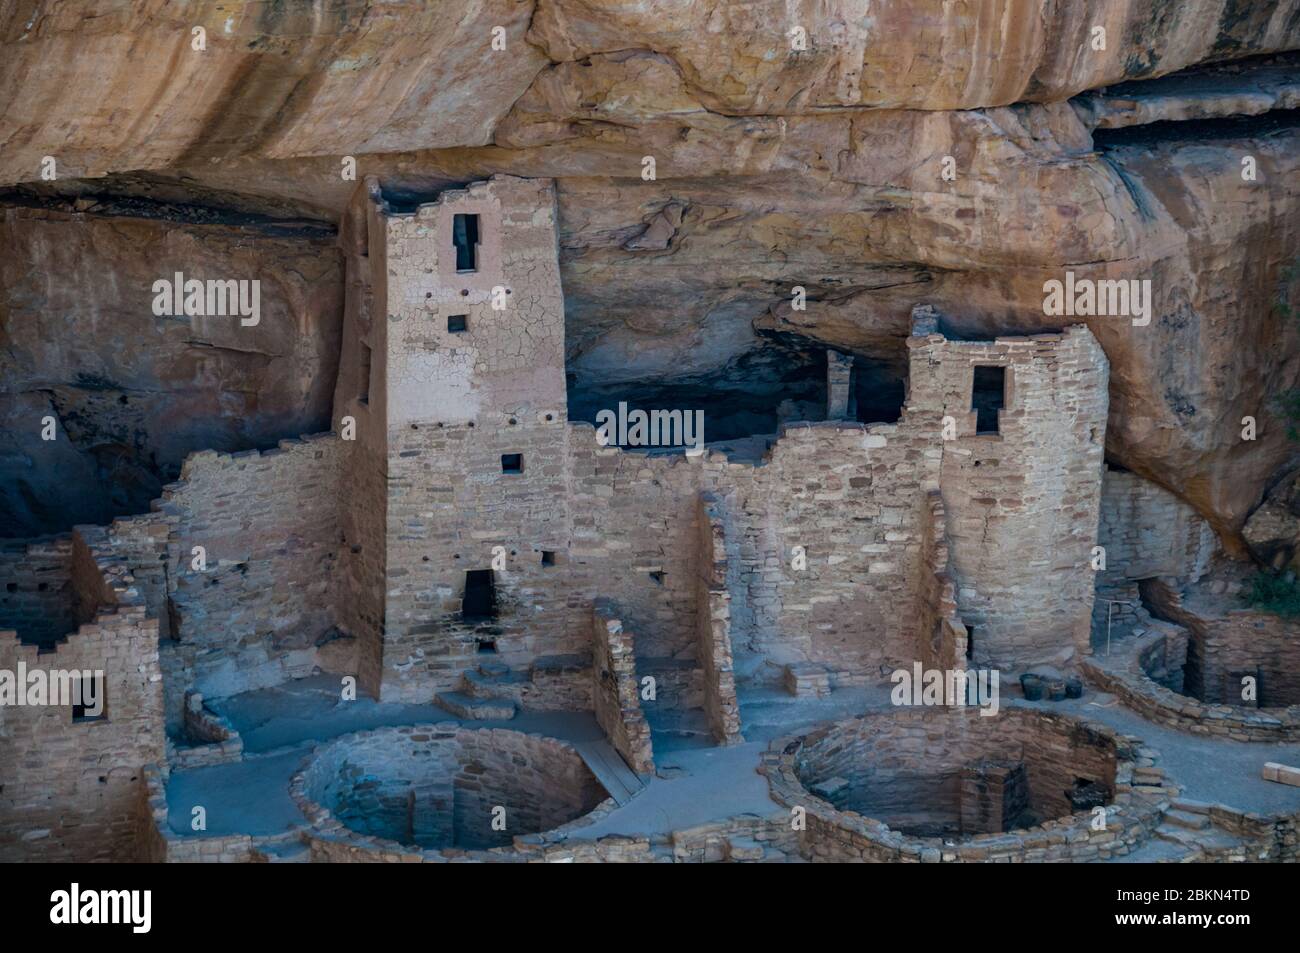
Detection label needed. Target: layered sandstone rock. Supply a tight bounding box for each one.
[0,1,1297,552]
[0,204,342,535]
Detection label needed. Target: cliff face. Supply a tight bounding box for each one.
[1,1,1297,550]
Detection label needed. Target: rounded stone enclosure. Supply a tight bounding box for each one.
[765,707,1161,861]
[295,725,609,852]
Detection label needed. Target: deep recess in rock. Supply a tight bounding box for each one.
[567,331,829,444]
[1092,108,1300,147]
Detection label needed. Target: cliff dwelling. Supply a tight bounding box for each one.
[1,2,1300,889]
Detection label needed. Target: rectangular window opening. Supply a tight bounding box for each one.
[476,639,498,654]
[358,343,372,406]
[501,453,523,474]
[447,314,468,334]
[971,365,1006,434]
[452,214,480,272]
[541,550,556,567]
[462,569,497,623]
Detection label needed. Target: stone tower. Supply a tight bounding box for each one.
[332,175,575,701]
[904,314,1110,670]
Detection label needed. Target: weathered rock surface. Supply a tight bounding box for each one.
[0,2,1298,551]
[1244,467,1300,571]
[0,205,342,536]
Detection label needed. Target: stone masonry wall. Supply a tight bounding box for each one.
[1143,579,1300,708]
[590,602,655,775]
[696,494,742,743]
[918,491,966,672]
[332,180,390,697]
[157,435,347,719]
[908,324,1110,668]
[1098,467,1216,586]
[0,597,164,860]
[0,535,76,647]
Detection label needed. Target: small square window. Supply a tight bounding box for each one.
[541,550,556,567]
[501,453,523,474]
[447,314,468,333]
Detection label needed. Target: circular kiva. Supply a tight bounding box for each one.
[292,724,611,859]
[764,706,1165,862]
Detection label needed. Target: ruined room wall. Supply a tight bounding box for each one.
[716,422,938,683]
[0,596,164,861]
[695,495,742,743]
[333,181,389,698]
[1098,466,1216,585]
[1143,580,1300,708]
[590,602,655,775]
[155,436,345,715]
[0,535,75,646]
[567,431,702,662]
[376,176,576,701]
[909,325,1110,667]
[917,491,966,673]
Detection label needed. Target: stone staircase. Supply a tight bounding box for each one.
[1149,798,1252,860]
[251,831,311,863]
[435,660,522,720]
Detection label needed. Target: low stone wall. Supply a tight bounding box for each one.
[140,764,257,863]
[1082,629,1300,742]
[590,603,654,775]
[763,707,1165,862]
[1149,582,1300,709]
[695,494,742,745]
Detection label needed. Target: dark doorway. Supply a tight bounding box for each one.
[452,214,480,272]
[971,366,1006,434]
[462,569,496,622]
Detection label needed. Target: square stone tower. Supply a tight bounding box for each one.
[332,175,575,701]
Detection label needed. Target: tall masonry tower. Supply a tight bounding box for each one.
[332,175,575,702]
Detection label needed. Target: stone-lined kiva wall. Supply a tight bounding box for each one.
[696,494,742,743]
[590,602,654,775]
[1098,467,1216,586]
[0,526,164,861]
[295,725,608,851]
[908,324,1110,668]
[1081,628,1300,743]
[765,708,1164,863]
